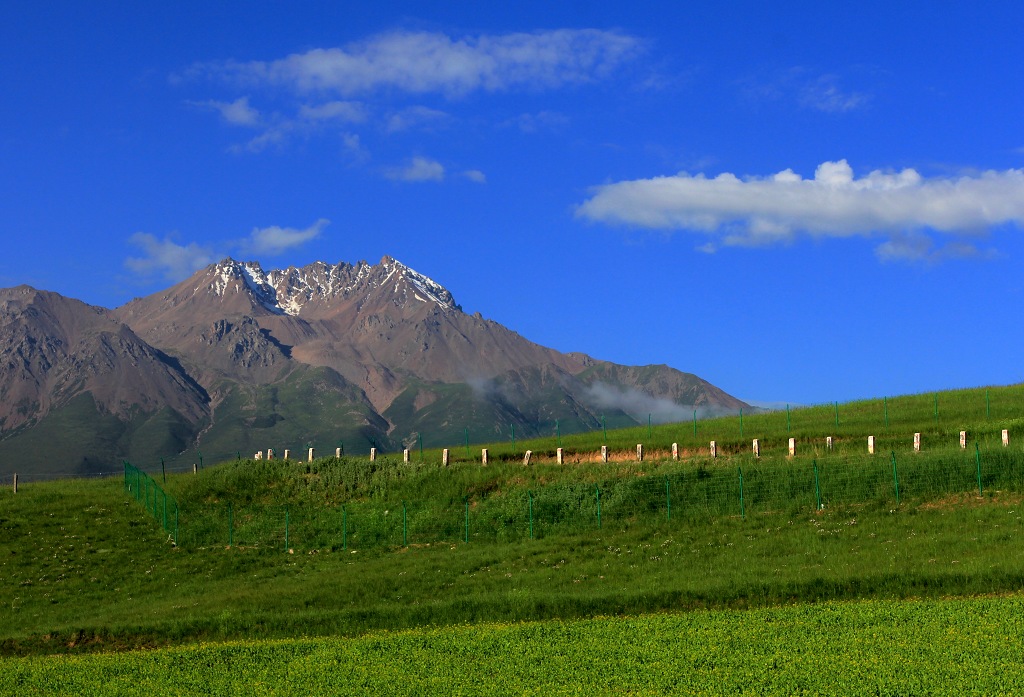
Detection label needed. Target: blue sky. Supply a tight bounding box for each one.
[2,1,1023,406]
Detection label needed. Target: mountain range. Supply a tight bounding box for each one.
[0,257,748,475]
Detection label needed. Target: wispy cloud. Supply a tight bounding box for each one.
[191,96,262,126]
[125,219,329,281]
[385,105,449,133]
[576,160,1024,259]
[799,75,870,113]
[462,169,486,184]
[195,29,643,97]
[583,383,727,424]
[238,218,329,256]
[297,100,368,123]
[180,28,643,167]
[124,233,218,281]
[742,68,871,113]
[504,110,570,133]
[384,156,445,182]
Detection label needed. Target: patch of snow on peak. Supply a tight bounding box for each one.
[238,262,285,315]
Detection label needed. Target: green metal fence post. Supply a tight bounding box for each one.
[891,451,900,505]
[198,451,203,469]
[813,460,822,511]
[975,442,983,495]
[161,458,166,485]
[162,490,167,531]
[418,433,423,460]
[464,496,470,543]
[738,467,746,520]
[528,491,534,540]
[402,501,408,547]
[665,476,671,521]
[595,485,602,529]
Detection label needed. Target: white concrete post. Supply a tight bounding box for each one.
[336,447,342,458]
[960,431,967,449]
[369,447,376,462]
[1003,429,1010,447]
[267,449,273,460]
[710,441,717,458]
[283,449,291,460]
[193,463,198,474]
[556,448,564,465]
[481,448,488,465]
[523,450,532,466]
[255,451,262,460]
[403,448,410,463]
[788,438,796,457]
[671,443,679,461]
[636,444,644,462]
[12,474,17,494]
[914,433,921,452]
[752,439,760,458]
[601,445,608,463]
[442,448,449,466]
[826,436,833,451]
[308,448,315,462]
[867,436,875,455]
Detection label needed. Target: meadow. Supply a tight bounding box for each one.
[1,383,1023,693]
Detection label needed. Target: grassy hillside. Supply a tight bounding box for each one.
[1,383,1023,661]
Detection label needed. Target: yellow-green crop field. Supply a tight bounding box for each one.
[3,596,1023,696]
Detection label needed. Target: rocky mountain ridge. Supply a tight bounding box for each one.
[0,257,748,475]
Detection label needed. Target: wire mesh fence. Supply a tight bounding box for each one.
[123,440,1024,555]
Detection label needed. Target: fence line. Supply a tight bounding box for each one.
[122,442,1024,554]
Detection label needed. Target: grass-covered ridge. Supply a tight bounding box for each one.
[1,382,1023,662]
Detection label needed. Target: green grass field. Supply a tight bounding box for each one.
[4,596,1024,696]
[2,383,1024,692]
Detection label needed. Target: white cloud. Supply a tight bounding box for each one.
[192,96,261,126]
[576,160,1024,257]
[385,156,445,182]
[798,75,869,113]
[298,100,367,123]
[462,169,486,184]
[239,218,329,256]
[124,233,218,280]
[204,29,642,97]
[385,105,449,133]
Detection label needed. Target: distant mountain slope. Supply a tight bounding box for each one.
[0,258,748,474]
[0,286,209,474]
